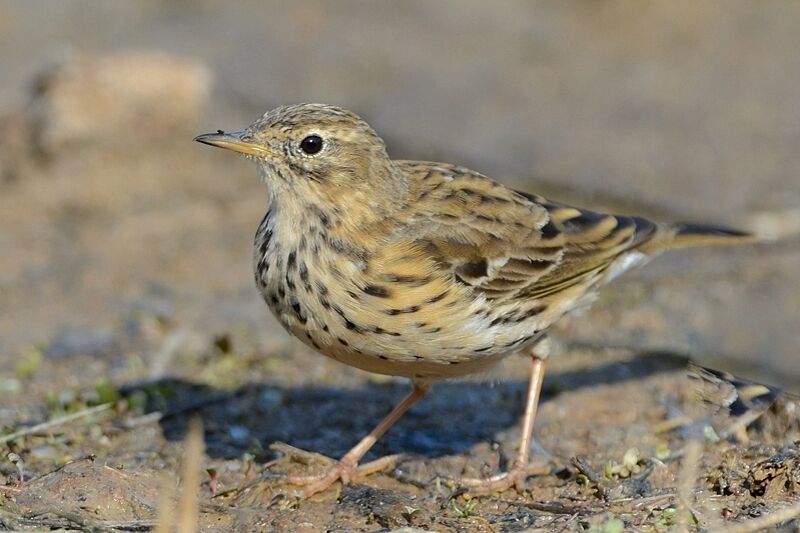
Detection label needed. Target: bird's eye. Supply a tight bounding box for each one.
[299,135,323,155]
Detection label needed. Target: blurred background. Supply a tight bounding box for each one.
[1,0,798,389]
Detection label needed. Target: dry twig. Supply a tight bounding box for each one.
[0,402,114,444]
[571,455,610,501]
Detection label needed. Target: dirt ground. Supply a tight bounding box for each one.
[2,340,800,531]
[2,2,800,531]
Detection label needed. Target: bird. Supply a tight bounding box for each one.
[194,103,755,497]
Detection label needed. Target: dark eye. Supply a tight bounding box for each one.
[300,135,323,155]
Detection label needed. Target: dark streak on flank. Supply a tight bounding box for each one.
[309,205,332,229]
[305,332,320,350]
[506,333,539,348]
[319,211,331,228]
[523,305,546,319]
[290,298,307,324]
[427,291,448,304]
[299,263,310,290]
[333,305,361,332]
[328,238,367,262]
[383,273,433,286]
[386,305,421,315]
[363,284,389,297]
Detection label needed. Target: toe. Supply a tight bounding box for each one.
[295,460,361,498]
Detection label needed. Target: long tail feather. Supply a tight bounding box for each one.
[671,222,757,247]
[638,221,759,253]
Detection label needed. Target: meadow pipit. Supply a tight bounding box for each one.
[195,103,754,497]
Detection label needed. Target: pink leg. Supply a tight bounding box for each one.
[460,355,547,493]
[286,384,429,497]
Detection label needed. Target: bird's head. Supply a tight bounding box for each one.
[195,103,406,221]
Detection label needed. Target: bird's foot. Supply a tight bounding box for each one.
[459,461,549,494]
[284,456,357,497]
[270,442,401,497]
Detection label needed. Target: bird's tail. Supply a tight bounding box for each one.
[638,221,760,253]
[670,222,759,248]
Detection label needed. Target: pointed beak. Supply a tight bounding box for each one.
[193,130,273,157]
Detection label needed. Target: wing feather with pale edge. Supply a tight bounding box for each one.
[398,161,659,302]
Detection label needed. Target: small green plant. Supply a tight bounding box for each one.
[648,506,696,531]
[587,517,625,533]
[450,497,477,518]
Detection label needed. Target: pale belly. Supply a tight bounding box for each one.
[255,254,586,381]
[256,254,551,380]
